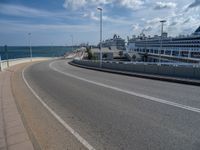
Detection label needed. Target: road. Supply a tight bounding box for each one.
[23,59,200,150]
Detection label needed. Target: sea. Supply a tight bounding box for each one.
[0,46,78,60]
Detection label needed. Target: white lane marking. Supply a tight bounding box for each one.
[50,60,200,114]
[22,65,95,150]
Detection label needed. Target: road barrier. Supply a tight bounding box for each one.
[0,57,51,71]
[72,60,200,80]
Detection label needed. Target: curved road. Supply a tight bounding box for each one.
[24,59,200,150]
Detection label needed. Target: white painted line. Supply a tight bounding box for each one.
[22,65,95,150]
[50,60,200,114]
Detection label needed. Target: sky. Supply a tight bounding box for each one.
[0,0,200,46]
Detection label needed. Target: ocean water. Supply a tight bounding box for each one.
[0,46,77,60]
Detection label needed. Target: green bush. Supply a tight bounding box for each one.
[86,47,93,60]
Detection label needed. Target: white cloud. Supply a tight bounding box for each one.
[83,9,133,25]
[119,0,145,10]
[143,26,152,32]
[188,0,200,8]
[1,0,200,45]
[154,2,177,10]
[0,3,73,19]
[0,19,97,33]
[146,17,162,25]
[0,3,50,17]
[63,0,86,10]
[63,0,111,10]
[83,11,99,20]
[63,0,145,10]
[167,13,200,35]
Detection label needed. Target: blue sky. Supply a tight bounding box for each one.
[0,0,200,46]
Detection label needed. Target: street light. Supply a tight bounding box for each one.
[4,45,9,67]
[97,7,103,68]
[70,34,74,51]
[28,33,32,62]
[159,20,166,64]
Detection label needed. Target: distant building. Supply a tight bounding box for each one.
[91,47,122,60]
[100,34,125,50]
[92,48,113,60]
[79,43,89,47]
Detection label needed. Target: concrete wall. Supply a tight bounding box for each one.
[73,60,200,80]
[0,57,51,71]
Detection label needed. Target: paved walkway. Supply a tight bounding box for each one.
[0,69,34,150]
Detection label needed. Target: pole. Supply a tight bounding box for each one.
[0,55,2,71]
[5,45,9,67]
[98,7,102,68]
[159,20,166,64]
[71,35,74,51]
[28,33,32,62]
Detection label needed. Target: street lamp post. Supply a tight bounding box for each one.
[70,35,74,51]
[5,45,9,67]
[28,33,32,62]
[97,7,103,68]
[159,20,166,64]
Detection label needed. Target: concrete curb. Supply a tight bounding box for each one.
[11,64,42,150]
[0,69,34,150]
[69,61,200,86]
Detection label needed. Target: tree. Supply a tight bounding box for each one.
[132,55,136,61]
[103,53,107,59]
[119,51,123,57]
[86,47,93,60]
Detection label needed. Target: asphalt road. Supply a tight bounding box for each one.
[24,59,200,150]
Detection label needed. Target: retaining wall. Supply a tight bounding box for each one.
[0,57,51,71]
[72,60,200,80]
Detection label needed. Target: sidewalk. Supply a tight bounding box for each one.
[0,69,34,150]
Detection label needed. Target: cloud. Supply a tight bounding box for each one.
[63,0,111,10]
[143,26,152,32]
[163,9,200,36]
[63,0,86,10]
[169,21,178,26]
[131,24,140,31]
[83,9,133,25]
[119,0,145,10]
[154,2,176,10]
[0,19,97,33]
[188,0,200,8]
[1,0,200,45]
[83,11,99,20]
[0,3,50,17]
[146,17,162,25]
[0,3,71,19]
[63,0,145,10]
[182,18,190,24]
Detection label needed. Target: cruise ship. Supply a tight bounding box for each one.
[101,34,125,50]
[127,26,200,62]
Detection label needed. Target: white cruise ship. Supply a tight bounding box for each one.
[101,34,125,50]
[127,26,200,62]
